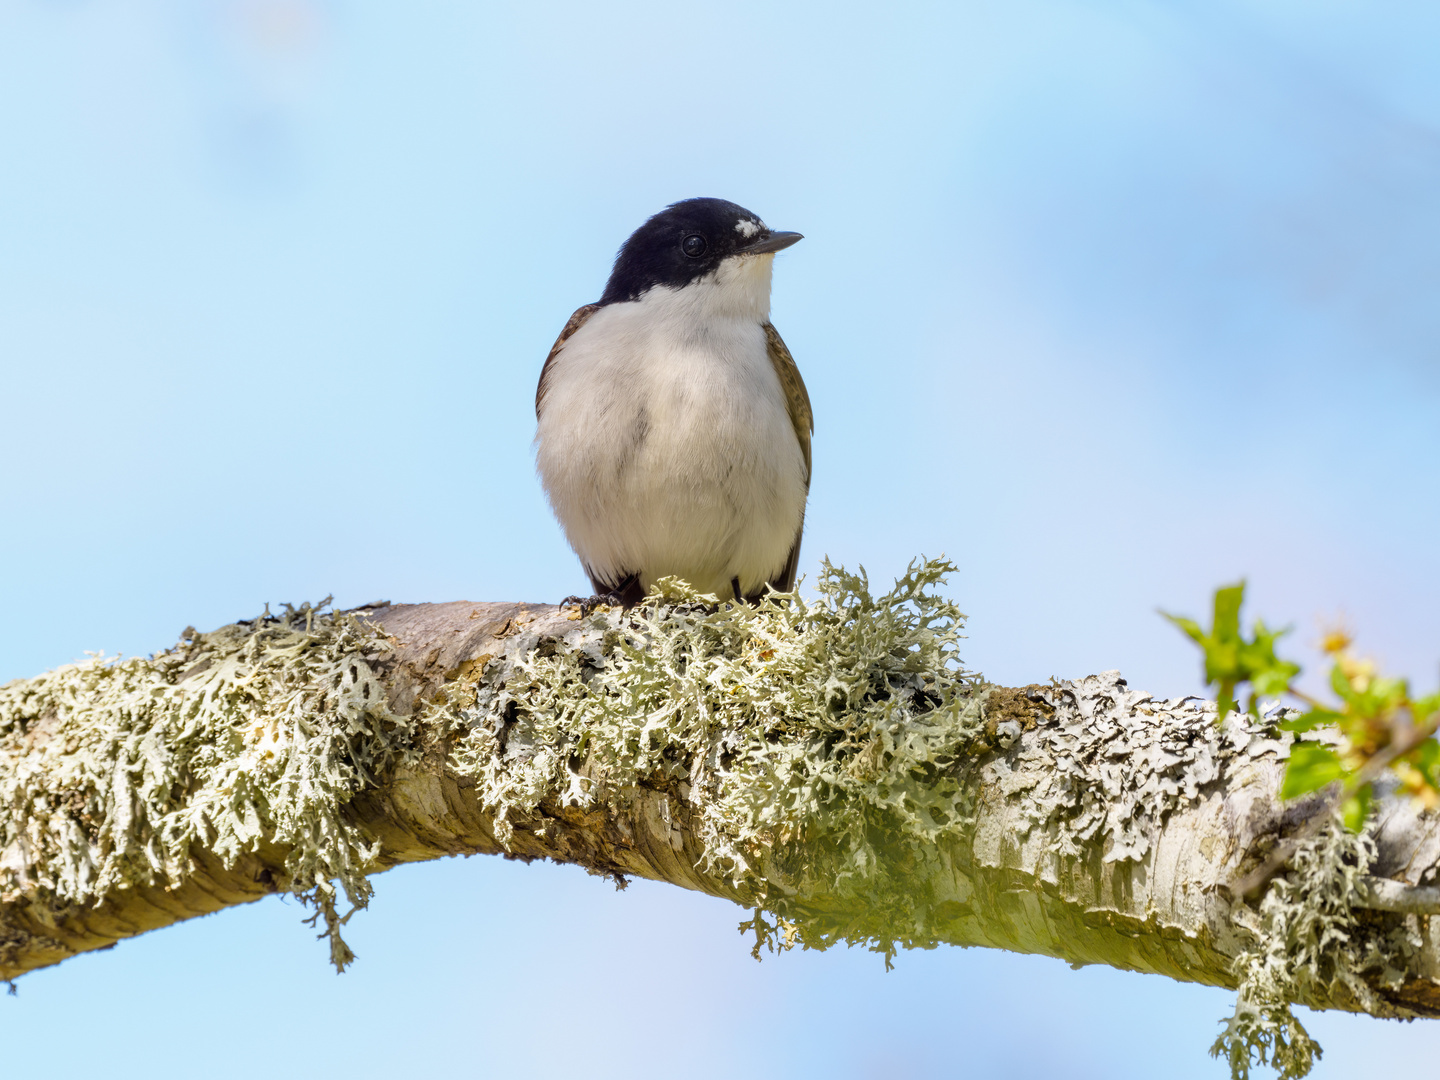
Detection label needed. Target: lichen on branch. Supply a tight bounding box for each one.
[2,561,1436,1080]
[0,602,415,972]
[449,558,986,958]
[1214,817,1427,1080]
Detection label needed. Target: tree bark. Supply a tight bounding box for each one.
[2,599,1438,1027]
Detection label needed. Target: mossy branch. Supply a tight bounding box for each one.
[2,562,1437,1079]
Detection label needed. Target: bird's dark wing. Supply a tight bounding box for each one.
[762,322,813,595]
[535,303,601,419]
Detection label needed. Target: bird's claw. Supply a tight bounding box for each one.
[558,593,624,618]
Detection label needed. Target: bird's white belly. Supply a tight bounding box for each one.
[536,303,807,598]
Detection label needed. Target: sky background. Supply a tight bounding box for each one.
[2,1,1438,1076]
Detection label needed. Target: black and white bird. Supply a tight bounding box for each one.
[535,197,812,607]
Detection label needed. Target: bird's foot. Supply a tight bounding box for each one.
[558,593,625,618]
[560,574,645,615]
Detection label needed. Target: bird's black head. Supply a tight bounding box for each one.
[598,197,802,305]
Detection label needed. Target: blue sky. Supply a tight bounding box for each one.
[2,2,1438,1076]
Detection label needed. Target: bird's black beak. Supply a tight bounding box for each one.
[742,231,803,255]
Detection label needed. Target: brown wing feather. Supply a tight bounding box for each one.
[762,322,813,595]
[536,303,601,419]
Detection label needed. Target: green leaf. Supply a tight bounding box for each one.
[1412,692,1440,725]
[1356,675,1409,719]
[1250,664,1300,699]
[1278,708,1345,734]
[1243,620,1301,699]
[1165,582,1302,721]
[1330,663,1358,704]
[1413,738,1440,791]
[1341,784,1373,833]
[1160,612,1205,644]
[1212,582,1244,641]
[1281,742,1345,800]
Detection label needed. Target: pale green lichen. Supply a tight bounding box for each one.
[0,601,414,972]
[1213,817,1422,1080]
[1,563,1427,1079]
[448,562,1429,1075]
[450,557,986,961]
[996,674,1429,1080]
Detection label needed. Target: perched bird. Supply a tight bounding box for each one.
[535,197,812,607]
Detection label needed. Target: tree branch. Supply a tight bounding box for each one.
[2,589,1437,1036]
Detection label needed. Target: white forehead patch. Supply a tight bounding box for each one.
[734,218,762,238]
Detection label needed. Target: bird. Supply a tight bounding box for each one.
[534,197,812,608]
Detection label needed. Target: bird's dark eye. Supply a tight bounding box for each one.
[681,234,707,258]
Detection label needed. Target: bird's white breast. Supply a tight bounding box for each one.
[535,256,807,598]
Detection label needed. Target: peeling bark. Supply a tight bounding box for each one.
[3,598,1438,1027]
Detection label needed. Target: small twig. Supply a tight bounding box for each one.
[1285,688,1327,710]
[1230,790,1343,901]
[1355,876,1440,916]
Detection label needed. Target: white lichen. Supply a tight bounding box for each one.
[449,558,986,958]
[1,562,1429,1078]
[1214,818,1422,1080]
[1004,676,1424,1080]
[0,602,414,972]
[1006,673,1283,863]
